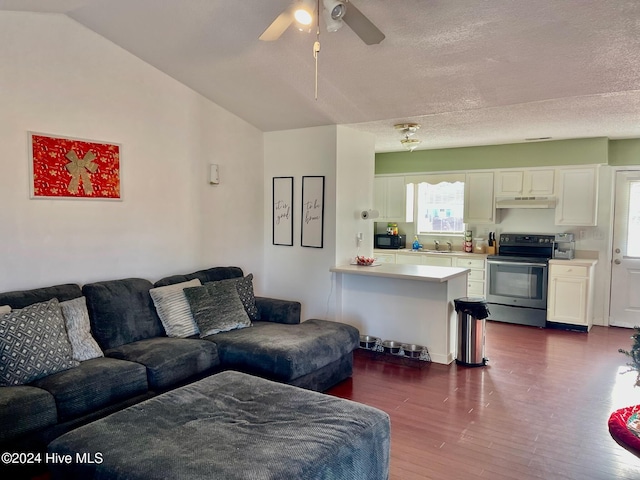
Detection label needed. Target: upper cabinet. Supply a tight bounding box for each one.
[554,166,599,226]
[374,176,409,222]
[495,169,555,196]
[463,172,495,224]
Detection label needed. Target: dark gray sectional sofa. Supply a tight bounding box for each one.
[0,266,359,478]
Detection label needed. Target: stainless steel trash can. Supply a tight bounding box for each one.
[454,297,490,367]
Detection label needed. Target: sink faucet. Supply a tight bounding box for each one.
[434,240,440,251]
[446,241,452,252]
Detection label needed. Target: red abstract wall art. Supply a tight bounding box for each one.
[29,132,121,199]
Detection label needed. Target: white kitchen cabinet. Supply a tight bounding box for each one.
[422,255,453,267]
[463,172,495,224]
[554,166,599,226]
[547,259,596,330]
[495,169,555,196]
[396,252,454,267]
[375,253,396,264]
[455,256,486,296]
[395,252,419,265]
[374,176,407,221]
[376,250,486,295]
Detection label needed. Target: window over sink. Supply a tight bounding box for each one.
[405,173,465,235]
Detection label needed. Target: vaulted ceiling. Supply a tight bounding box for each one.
[2,0,639,152]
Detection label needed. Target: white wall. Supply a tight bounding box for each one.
[263,125,375,321]
[263,126,337,320]
[0,12,264,291]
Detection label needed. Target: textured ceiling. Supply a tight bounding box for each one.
[2,0,639,152]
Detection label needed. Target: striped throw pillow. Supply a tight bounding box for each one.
[150,279,202,337]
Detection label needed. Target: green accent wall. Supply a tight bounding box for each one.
[375,137,613,174]
[609,139,640,166]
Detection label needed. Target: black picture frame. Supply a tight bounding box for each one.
[272,176,293,246]
[301,176,325,248]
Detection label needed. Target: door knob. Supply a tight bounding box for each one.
[614,259,621,265]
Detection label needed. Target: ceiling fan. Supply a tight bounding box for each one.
[259,0,385,45]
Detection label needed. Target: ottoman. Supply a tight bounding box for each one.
[47,371,390,480]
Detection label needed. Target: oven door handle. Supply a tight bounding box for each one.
[487,260,548,268]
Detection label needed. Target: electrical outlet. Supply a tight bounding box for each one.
[579,230,586,240]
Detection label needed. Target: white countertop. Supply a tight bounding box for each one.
[330,263,470,283]
[375,248,488,258]
[549,257,598,267]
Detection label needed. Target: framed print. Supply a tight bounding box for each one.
[29,132,121,200]
[273,176,293,246]
[301,176,325,248]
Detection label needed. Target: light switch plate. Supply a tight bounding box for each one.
[209,164,219,184]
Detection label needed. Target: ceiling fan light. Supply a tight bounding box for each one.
[293,0,315,26]
[323,0,347,20]
[294,8,313,26]
[323,7,344,32]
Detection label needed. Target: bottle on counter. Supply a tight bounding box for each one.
[412,236,421,250]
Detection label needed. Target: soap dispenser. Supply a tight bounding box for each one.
[412,236,421,251]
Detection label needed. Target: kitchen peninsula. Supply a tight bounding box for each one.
[330,263,470,364]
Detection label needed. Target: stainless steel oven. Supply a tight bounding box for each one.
[486,233,554,328]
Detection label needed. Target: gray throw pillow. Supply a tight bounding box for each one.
[0,298,79,386]
[215,274,260,321]
[150,279,201,337]
[184,282,252,337]
[59,297,104,361]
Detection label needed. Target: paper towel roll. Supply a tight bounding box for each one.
[361,209,380,219]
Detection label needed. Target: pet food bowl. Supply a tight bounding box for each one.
[401,344,424,358]
[382,340,402,354]
[359,335,380,349]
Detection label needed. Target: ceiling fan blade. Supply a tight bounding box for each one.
[343,1,385,45]
[259,9,294,41]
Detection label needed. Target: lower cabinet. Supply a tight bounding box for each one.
[455,257,486,297]
[384,251,486,296]
[547,260,597,330]
[375,253,396,264]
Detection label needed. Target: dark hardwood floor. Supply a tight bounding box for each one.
[327,321,640,480]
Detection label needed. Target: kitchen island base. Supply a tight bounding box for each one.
[331,264,469,365]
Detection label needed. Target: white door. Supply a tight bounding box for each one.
[610,170,640,328]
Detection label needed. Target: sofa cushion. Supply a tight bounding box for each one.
[185,282,252,337]
[31,357,148,421]
[0,385,57,443]
[149,279,201,338]
[60,297,104,361]
[83,278,164,350]
[208,319,359,382]
[0,283,82,309]
[105,337,220,391]
[0,299,79,386]
[153,266,244,288]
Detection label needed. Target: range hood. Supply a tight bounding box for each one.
[495,196,556,209]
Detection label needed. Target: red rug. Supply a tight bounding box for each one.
[608,405,640,456]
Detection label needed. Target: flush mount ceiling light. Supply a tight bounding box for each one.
[394,123,421,136]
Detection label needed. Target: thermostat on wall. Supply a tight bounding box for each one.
[209,164,219,184]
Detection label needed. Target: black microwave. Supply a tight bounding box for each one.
[375,234,406,249]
